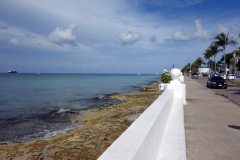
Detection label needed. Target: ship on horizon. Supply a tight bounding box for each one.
[8,70,17,73]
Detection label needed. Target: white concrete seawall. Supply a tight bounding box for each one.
[98,68,186,160]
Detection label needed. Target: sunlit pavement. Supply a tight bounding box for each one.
[184,76,240,160]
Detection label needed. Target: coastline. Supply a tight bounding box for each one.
[0,81,161,160]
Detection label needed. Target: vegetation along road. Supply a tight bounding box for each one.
[191,76,240,106]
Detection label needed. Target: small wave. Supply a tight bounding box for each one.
[43,123,82,138]
[57,108,70,113]
[0,141,12,144]
[50,108,70,117]
[9,123,84,143]
[98,95,104,98]
[91,97,100,100]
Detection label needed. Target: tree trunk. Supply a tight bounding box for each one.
[214,54,216,74]
[224,46,226,79]
[209,58,210,77]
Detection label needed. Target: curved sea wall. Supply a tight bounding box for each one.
[98,82,186,160]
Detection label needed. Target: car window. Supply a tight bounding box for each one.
[212,77,223,80]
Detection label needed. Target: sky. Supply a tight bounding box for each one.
[1,0,240,74]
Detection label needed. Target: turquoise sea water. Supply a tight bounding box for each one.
[0,73,159,143]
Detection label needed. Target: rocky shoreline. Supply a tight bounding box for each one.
[0,81,161,160]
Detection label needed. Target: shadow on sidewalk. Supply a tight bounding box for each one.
[228,125,240,130]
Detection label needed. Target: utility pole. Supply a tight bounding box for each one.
[234,33,239,81]
[190,63,191,75]
[234,33,236,81]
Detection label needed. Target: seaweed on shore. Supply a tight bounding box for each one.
[0,81,161,160]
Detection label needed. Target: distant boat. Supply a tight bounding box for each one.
[137,73,140,75]
[8,70,17,73]
[35,73,41,75]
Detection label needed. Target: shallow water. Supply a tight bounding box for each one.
[0,73,159,143]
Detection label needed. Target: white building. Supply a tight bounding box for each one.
[198,68,210,74]
[230,56,240,77]
[163,69,170,74]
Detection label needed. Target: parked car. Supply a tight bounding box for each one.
[203,73,209,77]
[207,76,227,89]
[227,74,236,80]
[191,73,198,79]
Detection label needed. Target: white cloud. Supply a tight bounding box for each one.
[214,24,240,38]
[230,24,240,34]
[48,23,79,46]
[214,24,229,35]
[15,33,27,36]
[118,31,141,46]
[0,21,7,29]
[140,0,205,7]
[170,28,191,42]
[149,36,157,42]
[165,19,211,42]
[0,21,93,54]
[9,38,21,46]
[193,19,211,39]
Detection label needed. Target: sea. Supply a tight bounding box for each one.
[0,73,160,144]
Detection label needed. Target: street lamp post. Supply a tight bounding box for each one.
[234,33,237,82]
[234,33,240,81]
[189,63,191,75]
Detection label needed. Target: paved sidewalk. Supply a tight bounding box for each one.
[184,76,240,160]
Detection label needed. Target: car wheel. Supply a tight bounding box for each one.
[224,86,227,89]
[207,83,209,87]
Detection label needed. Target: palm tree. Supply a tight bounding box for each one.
[185,63,191,73]
[203,49,212,76]
[209,60,214,70]
[236,46,240,55]
[181,63,191,73]
[220,52,235,69]
[208,44,222,74]
[212,32,237,79]
[216,61,222,71]
[192,57,206,72]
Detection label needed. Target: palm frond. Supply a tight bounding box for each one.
[227,40,238,45]
[218,49,223,53]
[226,32,229,42]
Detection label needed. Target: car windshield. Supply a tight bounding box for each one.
[192,73,197,75]
[212,77,223,80]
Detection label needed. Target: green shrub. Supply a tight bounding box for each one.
[160,73,172,83]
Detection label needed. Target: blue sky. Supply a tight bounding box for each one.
[1,0,240,73]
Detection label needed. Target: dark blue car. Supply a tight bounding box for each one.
[207,76,227,89]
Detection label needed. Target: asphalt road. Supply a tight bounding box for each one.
[190,76,240,106]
